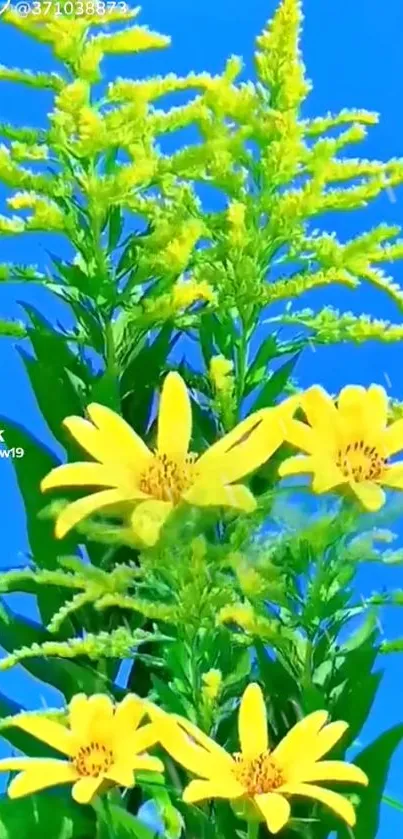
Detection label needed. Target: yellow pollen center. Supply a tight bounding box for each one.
[138,452,197,503]
[336,440,386,482]
[232,751,284,795]
[73,741,114,778]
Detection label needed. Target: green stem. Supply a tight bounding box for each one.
[236,316,249,412]
[104,319,117,377]
[94,795,115,839]
[247,821,259,839]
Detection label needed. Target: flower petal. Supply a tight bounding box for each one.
[290,760,368,786]
[182,778,244,804]
[381,463,403,490]
[105,762,135,788]
[8,761,78,799]
[86,403,152,472]
[157,717,229,780]
[383,419,403,457]
[197,408,285,484]
[172,716,234,766]
[184,482,256,512]
[254,792,291,834]
[336,385,378,443]
[280,456,344,493]
[130,499,173,546]
[55,488,138,539]
[131,756,164,774]
[238,683,268,757]
[130,723,160,755]
[366,385,388,431]
[280,782,357,827]
[304,721,349,763]
[70,694,114,744]
[350,480,385,511]
[85,695,115,743]
[63,416,113,463]
[69,694,90,737]
[72,776,104,804]
[157,372,192,459]
[0,758,38,772]
[41,462,124,492]
[278,455,315,478]
[273,711,328,768]
[114,694,146,734]
[283,420,318,454]
[10,716,75,756]
[311,462,345,493]
[301,387,339,440]
[337,385,366,417]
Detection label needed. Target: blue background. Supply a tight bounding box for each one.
[0,0,402,834]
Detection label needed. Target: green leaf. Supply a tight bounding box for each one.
[18,344,86,454]
[90,369,120,411]
[244,334,279,394]
[338,724,403,839]
[121,325,177,434]
[95,801,157,839]
[382,794,403,813]
[108,206,124,251]
[0,602,106,704]
[34,286,104,352]
[0,793,93,839]
[330,627,381,749]
[151,675,189,716]
[211,314,236,356]
[199,314,216,367]
[190,396,217,448]
[0,419,76,571]
[255,641,301,739]
[249,353,300,411]
[0,693,61,757]
[50,254,91,294]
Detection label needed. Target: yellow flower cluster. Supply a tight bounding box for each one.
[158,219,206,275]
[227,200,247,243]
[172,279,216,309]
[0,685,368,834]
[7,191,66,232]
[201,669,223,702]
[141,280,217,324]
[209,355,234,392]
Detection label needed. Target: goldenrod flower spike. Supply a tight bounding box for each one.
[155,683,368,834]
[41,372,291,546]
[0,694,162,804]
[279,384,403,511]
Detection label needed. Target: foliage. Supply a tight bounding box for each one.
[0,0,402,837]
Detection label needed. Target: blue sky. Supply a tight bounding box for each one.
[0,0,403,835]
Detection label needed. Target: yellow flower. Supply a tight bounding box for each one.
[171,279,217,310]
[202,669,222,702]
[0,694,162,804]
[279,384,403,511]
[41,372,290,546]
[209,355,234,393]
[155,683,367,834]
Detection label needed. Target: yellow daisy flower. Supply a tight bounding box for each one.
[0,694,163,804]
[154,683,368,834]
[279,384,403,511]
[41,371,291,545]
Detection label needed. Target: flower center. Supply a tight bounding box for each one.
[138,453,197,503]
[232,751,284,795]
[336,440,386,482]
[73,741,114,778]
